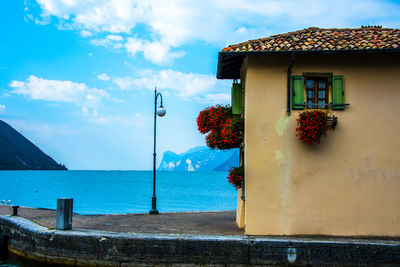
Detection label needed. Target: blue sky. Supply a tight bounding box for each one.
[1,0,399,170]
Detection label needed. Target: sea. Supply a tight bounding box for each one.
[0,170,237,266]
[0,170,236,214]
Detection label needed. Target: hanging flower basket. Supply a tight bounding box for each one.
[221,116,243,148]
[197,105,243,150]
[227,165,244,189]
[326,116,338,129]
[206,130,227,149]
[296,110,337,144]
[197,105,231,134]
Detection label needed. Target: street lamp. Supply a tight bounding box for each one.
[150,87,166,215]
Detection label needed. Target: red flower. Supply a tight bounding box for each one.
[227,165,244,189]
[197,105,243,150]
[296,110,335,144]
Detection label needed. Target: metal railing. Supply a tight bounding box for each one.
[296,103,350,107]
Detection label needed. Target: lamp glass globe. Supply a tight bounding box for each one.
[157,107,166,117]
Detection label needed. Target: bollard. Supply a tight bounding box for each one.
[11,205,19,216]
[56,198,73,230]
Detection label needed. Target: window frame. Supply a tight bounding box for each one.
[302,73,332,110]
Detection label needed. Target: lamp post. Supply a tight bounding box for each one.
[150,87,166,215]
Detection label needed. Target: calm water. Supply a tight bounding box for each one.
[0,171,237,266]
[0,170,237,214]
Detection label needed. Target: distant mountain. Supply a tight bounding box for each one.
[0,120,67,170]
[158,146,239,171]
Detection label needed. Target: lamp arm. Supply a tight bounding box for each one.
[155,92,163,107]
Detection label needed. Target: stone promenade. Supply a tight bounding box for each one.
[1,205,400,266]
[0,205,242,236]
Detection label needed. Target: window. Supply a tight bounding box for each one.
[292,74,345,110]
[306,77,328,109]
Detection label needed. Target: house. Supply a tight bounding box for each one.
[217,27,400,236]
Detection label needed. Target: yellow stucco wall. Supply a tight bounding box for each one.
[236,189,245,228]
[244,53,400,236]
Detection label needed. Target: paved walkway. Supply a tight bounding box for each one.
[3,205,400,266]
[0,205,244,236]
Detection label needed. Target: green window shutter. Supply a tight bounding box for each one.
[231,83,243,115]
[332,76,344,110]
[292,76,304,110]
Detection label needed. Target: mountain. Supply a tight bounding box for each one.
[158,146,239,171]
[0,120,67,170]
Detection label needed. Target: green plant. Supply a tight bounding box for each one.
[296,110,336,144]
[227,165,244,189]
[196,105,243,150]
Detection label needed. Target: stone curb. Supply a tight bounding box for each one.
[1,215,400,266]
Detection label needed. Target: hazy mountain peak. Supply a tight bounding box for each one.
[158,146,239,171]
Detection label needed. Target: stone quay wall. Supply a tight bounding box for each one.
[1,215,400,266]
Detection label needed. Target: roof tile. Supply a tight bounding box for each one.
[221,27,400,53]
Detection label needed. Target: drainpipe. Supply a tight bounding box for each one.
[287,53,295,116]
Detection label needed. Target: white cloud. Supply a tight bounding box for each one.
[91,37,123,49]
[80,30,92,37]
[113,76,136,91]
[9,75,109,115]
[97,73,110,81]
[81,106,89,115]
[31,0,400,64]
[36,0,148,32]
[142,41,185,65]
[0,105,5,113]
[107,34,123,41]
[125,38,185,64]
[124,37,143,56]
[114,43,123,49]
[203,93,231,103]
[112,69,230,102]
[236,27,248,34]
[89,34,124,49]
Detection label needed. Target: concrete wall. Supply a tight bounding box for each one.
[0,215,249,266]
[2,215,400,266]
[244,53,400,236]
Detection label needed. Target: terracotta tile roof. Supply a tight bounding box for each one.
[221,27,400,53]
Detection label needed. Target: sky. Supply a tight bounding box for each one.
[0,0,399,170]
